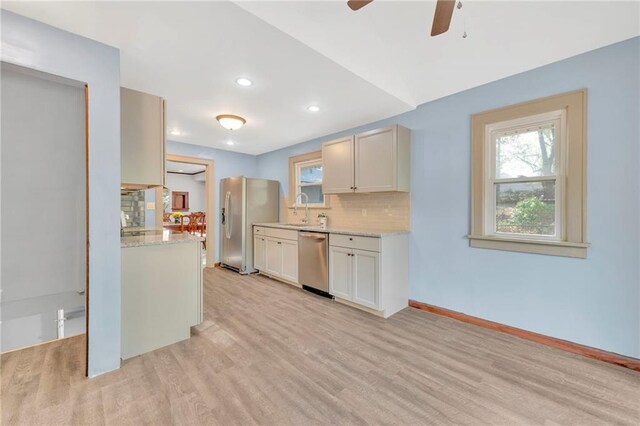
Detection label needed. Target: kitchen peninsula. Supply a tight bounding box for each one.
[121,230,203,359]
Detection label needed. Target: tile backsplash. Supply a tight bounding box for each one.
[282,192,410,231]
[121,190,145,227]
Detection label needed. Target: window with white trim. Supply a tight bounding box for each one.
[486,110,565,240]
[295,158,324,206]
[288,150,329,208]
[469,90,589,258]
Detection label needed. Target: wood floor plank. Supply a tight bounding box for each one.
[2,267,639,425]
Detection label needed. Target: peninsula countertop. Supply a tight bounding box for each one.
[121,229,204,248]
[253,222,409,238]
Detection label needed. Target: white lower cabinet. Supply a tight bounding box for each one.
[253,226,408,317]
[329,246,379,310]
[352,249,379,310]
[254,226,299,285]
[265,238,283,277]
[253,236,266,271]
[329,246,352,300]
[280,239,299,283]
[329,233,408,318]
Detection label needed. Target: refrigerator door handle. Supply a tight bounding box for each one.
[225,191,232,239]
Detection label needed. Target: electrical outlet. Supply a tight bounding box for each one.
[362,208,367,217]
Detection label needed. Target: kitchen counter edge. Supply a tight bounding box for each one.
[121,231,204,248]
[253,223,409,237]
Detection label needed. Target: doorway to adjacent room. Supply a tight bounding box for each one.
[161,154,215,268]
[1,62,89,358]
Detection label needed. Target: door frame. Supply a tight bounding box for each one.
[162,154,215,268]
[84,84,90,376]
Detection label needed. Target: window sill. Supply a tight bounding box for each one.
[467,235,589,258]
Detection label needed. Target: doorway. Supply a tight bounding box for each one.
[0,63,88,355]
[160,154,215,268]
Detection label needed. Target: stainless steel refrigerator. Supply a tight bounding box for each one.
[220,177,279,274]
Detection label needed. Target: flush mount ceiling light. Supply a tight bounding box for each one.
[216,114,246,130]
[307,105,320,112]
[235,77,252,87]
[226,140,235,146]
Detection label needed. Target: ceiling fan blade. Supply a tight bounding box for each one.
[347,0,373,11]
[431,0,456,36]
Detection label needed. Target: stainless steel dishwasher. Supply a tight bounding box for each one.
[298,231,331,297]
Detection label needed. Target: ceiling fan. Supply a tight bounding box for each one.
[347,0,457,37]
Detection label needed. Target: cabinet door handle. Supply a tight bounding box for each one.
[277,242,282,245]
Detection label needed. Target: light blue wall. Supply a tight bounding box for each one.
[1,11,122,375]
[256,37,640,358]
[166,141,258,262]
[144,189,156,228]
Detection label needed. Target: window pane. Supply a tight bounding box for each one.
[495,181,556,236]
[300,164,322,184]
[496,124,556,178]
[300,185,324,204]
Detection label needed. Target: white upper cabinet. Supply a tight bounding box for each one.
[321,136,354,194]
[322,125,410,194]
[356,126,410,193]
[121,87,166,188]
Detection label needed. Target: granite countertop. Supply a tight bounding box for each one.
[121,229,204,248]
[253,222,409,237]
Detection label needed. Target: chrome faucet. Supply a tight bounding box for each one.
[294,192,309,224]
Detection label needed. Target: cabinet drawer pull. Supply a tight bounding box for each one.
[277,241,282,245]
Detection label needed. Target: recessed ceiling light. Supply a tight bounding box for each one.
[216,114,246,130]
[236,77,252,87]
[226,141,235,146]
[307,105,320,112]
[170,129,181,136]
[178,169,184,172]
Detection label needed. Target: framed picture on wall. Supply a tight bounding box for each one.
[171,191,189,211]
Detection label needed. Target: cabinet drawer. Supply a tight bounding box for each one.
[254,226,265,236]
[265,227,298,241]
[330,234,380,252]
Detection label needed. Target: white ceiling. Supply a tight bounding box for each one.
[4,1,638,155]
[237,1,640,107]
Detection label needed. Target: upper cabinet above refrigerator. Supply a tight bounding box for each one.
[322,124,411,194]
[121,87,166,189]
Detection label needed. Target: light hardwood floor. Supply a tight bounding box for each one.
[2,267,639,425]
